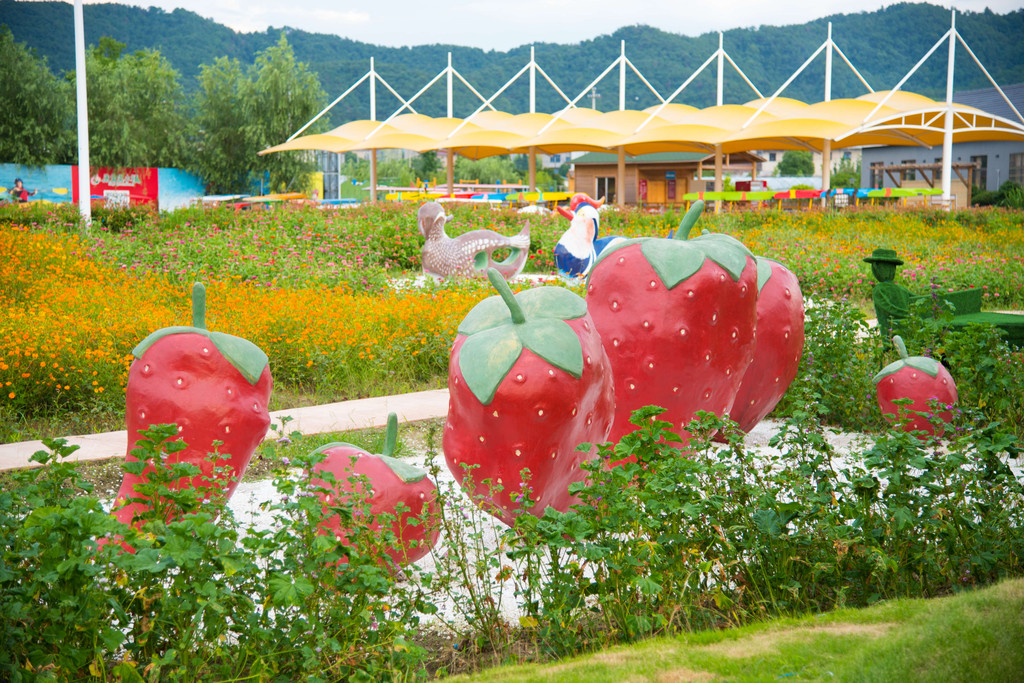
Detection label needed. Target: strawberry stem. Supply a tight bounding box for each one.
[487,268,526,325]
[674,199,705,240]
[382,412,398,457]
[192,282,207,330]
[892,335,909,359]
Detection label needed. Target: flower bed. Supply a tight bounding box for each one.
[2,204,1023,439]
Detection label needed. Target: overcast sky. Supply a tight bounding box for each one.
[71,0,1023,51]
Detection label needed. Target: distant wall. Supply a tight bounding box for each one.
[0,164,204,211]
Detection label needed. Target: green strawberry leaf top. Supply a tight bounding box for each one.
[133,283,269,385]
[755,256,775,291]
[457,269,587,405]
[873,335,944,383]
[588,200,753,289]
[312,412,428,483]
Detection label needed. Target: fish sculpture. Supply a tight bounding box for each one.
[418,202,531,280]
[554,193,625,280]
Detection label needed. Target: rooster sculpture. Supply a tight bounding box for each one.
[418,202,531,280]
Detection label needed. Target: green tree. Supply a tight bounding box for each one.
[83,38,191,168]
[775,150,815,177]
[191,35,326,194]
[453,155,520,184]
[244,35,327,193]
[831,156,861,188]
[192,57,250,192]
[0,27,74,165]
[412,151,441,182]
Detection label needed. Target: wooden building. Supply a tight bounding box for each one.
[570,151,764,205]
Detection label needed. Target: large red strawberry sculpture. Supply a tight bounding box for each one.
[309,412,440,566]
[874,335,958,437]
[444,268,615,527]
[585,200,758,455]
[112,283,273,528]
[727,256,804,434]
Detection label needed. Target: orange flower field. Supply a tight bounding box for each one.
[0,225,489,420]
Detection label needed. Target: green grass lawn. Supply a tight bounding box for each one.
[451,578,1024,682]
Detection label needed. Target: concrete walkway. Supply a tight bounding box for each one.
[0,389,450,472]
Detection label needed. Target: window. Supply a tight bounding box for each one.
[1010,153,1024,185]
[870,161,884,189]
[768,152,777,162]
[934,158,942,180]
[970,155,988,189]
[901,160,917,181]
[596,176,616,203]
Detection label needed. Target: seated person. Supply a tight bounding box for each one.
[864,248,912,338]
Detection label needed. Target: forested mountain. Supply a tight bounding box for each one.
[2,0,1023,124]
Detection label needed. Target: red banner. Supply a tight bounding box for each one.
[71,167,158,207]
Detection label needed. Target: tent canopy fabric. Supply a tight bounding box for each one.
[261,90,1024,159]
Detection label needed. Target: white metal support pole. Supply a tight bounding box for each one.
[447,52,453,118]
[616,147,626,207]
[717,32,724,107]
[715,33,724,212]
[529,48,537,184]
[530,46,536,114]
[822,23,833,209]
[825,22,833,102]
[73,0,90,224]
[619,40,626,111]
[942,10,956,209]
[370,57,377,203]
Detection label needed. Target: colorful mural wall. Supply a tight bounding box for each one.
[1,164,205,211]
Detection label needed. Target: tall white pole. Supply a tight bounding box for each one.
[825,22,833,102]
[370,57,377,203]
[942,10,955,208]
[717,32,724,107]
[73,0,91,224]
[715,33,724,213]
[619,40,626,111]
[529,46,536,114]
[447,52,453,118]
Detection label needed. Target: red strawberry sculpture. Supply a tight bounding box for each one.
[585,200,758,455]
[444,268,615,527]
[309,412,440,566]
[727,256,804,434]
[112,283,272,528]
[874,335,958,437]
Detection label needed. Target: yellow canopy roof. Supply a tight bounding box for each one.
[260,90,1024,159]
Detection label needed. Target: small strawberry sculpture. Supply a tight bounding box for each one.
[309,412,440,566]
[874,335,958,437]
[112,283,272,527]
[727,256,804,434]
[585,200,758,454]
[444,268,614,527]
